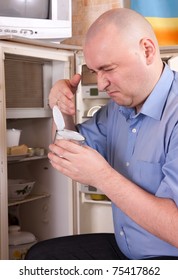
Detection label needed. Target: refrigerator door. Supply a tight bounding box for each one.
[73,52,114,235]
[0,99,9,259]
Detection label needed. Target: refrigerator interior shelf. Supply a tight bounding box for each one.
[81,193,111,205]
[6,108,52,119]
[8,155,48,163]
[82,95,109,100]
[8,193,50,207]
[82,116,92,119]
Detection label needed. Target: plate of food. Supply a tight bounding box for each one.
[7,144,29,162]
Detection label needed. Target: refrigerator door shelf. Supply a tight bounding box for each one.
[80,184,104,195]
[81,193,111,205]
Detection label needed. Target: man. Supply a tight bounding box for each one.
[26,8,178,260]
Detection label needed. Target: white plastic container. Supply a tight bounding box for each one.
[55,129,85,145]
[9,225,37,260]
[6,128,21,147]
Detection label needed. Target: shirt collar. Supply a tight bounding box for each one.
[139,64,174,120]
[118,64,174,121]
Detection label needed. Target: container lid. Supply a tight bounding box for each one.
[9,225,36,246]
[56,129,85,142]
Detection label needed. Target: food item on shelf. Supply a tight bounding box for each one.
[8,144,28,155]
[90,194,108,201]
[34,147,45,156]
[27,147,35,157]
[7,147,11,155]
[9,225,37,260]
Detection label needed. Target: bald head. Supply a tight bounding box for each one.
[83,8,163,111]
[84,8,159,50]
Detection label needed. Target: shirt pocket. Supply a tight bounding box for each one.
[132,160,163,194]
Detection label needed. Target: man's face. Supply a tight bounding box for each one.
[84,28,151,111]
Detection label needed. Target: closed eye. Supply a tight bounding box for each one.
[88,64,118,74]
[103,67,114,72]
[102,65,118,72]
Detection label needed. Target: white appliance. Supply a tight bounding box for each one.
[0,37,81,260]
[0,0,72,42]
[74,53,114,235]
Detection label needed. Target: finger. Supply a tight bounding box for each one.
[58,93,75,114]
[48,143,66,158]
[48,147,78,173]
[48,80,73,109]
[48,151,72,176]
[49,157,75,179]
[48,74,81,111]
[55,139,87,155]
[48,142,79,161]
[49,141,86,163]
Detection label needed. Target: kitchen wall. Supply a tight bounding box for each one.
[64,0,122,46]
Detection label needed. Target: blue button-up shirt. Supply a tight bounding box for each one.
[77,64,178,259]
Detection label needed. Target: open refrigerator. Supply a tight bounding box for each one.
[0,37,81,259]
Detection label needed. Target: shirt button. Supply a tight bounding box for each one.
[126,162,130,167]
[120,231,124,236]
[132,128,137,133]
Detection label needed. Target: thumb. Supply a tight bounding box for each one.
[69,74,81,90]
[65,74,81,97]
[70,73,81,87]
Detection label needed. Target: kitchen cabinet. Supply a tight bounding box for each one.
[0,37,82,259]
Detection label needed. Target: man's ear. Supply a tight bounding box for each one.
[140,38,156,65]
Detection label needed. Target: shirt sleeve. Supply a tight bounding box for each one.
[156,121,178,206]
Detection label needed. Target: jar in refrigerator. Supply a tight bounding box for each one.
[9,225,37,260]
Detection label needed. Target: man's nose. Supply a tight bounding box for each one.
[97,72,109,91]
